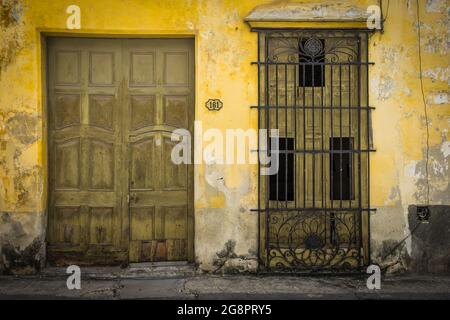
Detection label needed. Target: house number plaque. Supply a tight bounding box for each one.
[205,99,223,111]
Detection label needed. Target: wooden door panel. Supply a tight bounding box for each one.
[88,94,115,131]
[162,137,187,190]
[88,139,115,190]
[130,52,156,86]
[89,52,116,86]
[163,52,189,86]
[49,206,81,245]
[130,206,156,241]
[163,95,189,128]
[53,93,81,129]
[167,239,187,260]
[130,136,157,190]
[54,138,81,190]
[55,50,81,85]
[130,95,156,130]
[162,206,188,240]
[88,207,114,245]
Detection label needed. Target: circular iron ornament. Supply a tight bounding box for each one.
[265,210,360,271]
[205,99,223,111]
[303,233,324,250]
[303,37,323,56]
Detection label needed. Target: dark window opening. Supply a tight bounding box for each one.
[270,137,294,201]
[299,39,325,87]
[330,137,353,200]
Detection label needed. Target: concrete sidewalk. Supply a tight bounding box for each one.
[1,272,450,300]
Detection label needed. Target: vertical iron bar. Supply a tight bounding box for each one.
[276,63,279,209]
[321,61,325,213]
[274,47,279,271]
[357,34,363,267]
[285,63,288,210]
[349,61,352,208]
[339,64,343,209]
[312,58,316,209]
[264,32,270,269]
[302,56,306,208]
[365,32,371,265]
[257,31,261,271]
[348,53,354,245]
[330,62,334,210]
[294,63,297,209]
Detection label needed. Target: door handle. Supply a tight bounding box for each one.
[128,193,138,203]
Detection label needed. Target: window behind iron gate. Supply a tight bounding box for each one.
[253,30,375,272]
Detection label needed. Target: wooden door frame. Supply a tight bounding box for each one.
[41,33,196,265]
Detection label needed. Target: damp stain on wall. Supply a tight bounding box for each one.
[0,0,25,76]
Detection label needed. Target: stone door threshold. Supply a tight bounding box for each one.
[40,262,198,280]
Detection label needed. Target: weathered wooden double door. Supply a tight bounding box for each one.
[47,38,194,265]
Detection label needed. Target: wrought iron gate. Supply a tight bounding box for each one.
[253,29,375,272]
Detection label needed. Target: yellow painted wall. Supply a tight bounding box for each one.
[0,0,448,273]
[369,0,449,265]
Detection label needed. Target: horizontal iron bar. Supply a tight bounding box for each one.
[251,61,374,66]
[252,149,376,154]
[268,245,360,250]
[251,208,376,212]
[252,27,375,33]
[251,105,375,110]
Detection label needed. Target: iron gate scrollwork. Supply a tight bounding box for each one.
[252,29,375,273]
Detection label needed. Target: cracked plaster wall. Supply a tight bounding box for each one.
[370,0,449,272]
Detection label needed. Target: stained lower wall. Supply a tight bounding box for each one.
[407,206,450,274]
[0,0,449,274]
